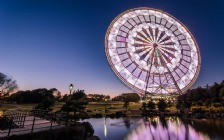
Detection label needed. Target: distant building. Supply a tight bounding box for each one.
[145,93,179,103]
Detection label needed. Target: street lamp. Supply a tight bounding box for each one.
[69,84,73,95]
[105,98,108,114]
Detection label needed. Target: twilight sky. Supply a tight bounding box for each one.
[0,0,224,96]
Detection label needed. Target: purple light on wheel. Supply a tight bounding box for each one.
[105,7,201,95]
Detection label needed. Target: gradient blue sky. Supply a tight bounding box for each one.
[0,0,224,96]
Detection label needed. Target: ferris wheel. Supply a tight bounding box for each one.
[105,8,201,95]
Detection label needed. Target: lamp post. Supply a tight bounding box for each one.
[105,98,107,114]
[69,84,73,95]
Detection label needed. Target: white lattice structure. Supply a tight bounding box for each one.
[105,8,201,95]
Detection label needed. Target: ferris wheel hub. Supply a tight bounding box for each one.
[153,43,158,48]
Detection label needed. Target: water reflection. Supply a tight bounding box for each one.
[0,111,3,117]
[125,117,208,140]
[184,119,224,139]
[104,117,107,137]
[84,117,224,140]
[123,117,131,129]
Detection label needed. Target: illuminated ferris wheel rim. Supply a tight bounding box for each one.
[105,7,201,95]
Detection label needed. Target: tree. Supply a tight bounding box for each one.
[8,88,57,104]
[105,95,110,100]
[70,90,86,102]
[125,93,140,102]
[112,93,140,102]
[123,101,129,111]
[50,88,61,102]
[61,90,88,115]
[147,101,156,111]
[142,102,147,116]
[167,101,172,108]
[157,99,167,112]
[35,96,55,110]
[61,94,69,102]
[219,87,224,101]
[176,103,181,112]
[0,72,18,97]
[176,101,192,113]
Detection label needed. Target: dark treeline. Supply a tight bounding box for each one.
[8,88,59,104]
[177,81,224,111]
[112,93,140,102]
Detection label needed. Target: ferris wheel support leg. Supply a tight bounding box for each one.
[158,51,182,95]
[144,49,156,97]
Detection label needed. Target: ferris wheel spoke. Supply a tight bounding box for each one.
[157,31,165,43]
[146,49,154,65]
[160,49,175,59]
[160,52,171,64]
[155,28,159,42]
[140,51,149,60]
[157,50,170,65]
[133,37,148,43]
[158,36,171,44]
[135,48,147,54]
[142,28,154,43]
[148,27,155,42]
[133,43,152,48]
[137,32,150,42]
[160,41,175,46]
[160,46,177,52]
[135,48,149,54]
[157,44,167,48]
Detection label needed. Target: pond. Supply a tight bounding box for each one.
[82,117,224,140]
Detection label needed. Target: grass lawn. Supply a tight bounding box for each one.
[6,101,223,116]
[191,106,224,112]
[16,104,37,112]
[2,101,224,118]
[85,101,142,115]
[0,103,18,112]
[0,101,142,115]
[0,103,38,112]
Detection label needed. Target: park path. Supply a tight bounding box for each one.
[0,115,64,137]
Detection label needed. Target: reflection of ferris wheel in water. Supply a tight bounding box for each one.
[105,8,201,95]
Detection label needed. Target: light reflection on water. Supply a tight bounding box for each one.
[125,117,207,140]
[0,111,3,117]
[104,117,107,137]
[83,117,224,140]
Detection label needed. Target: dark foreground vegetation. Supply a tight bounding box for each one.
[3,124,100,140]
[174,81,224,118]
